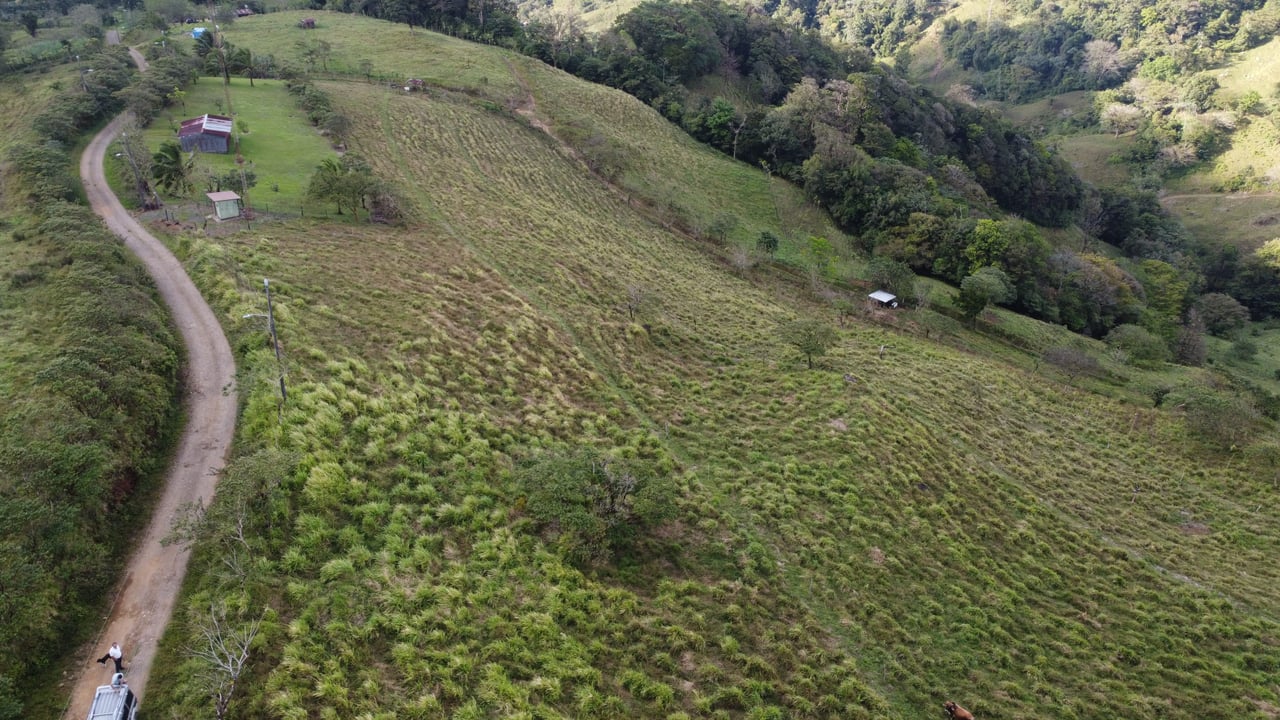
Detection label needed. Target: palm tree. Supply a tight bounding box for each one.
[199,33,243,114]
[240,51,274,87]
[152,140,194,197]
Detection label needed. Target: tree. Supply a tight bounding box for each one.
[1174,309,1208,366]
[757,231,779,256]
[1082,39,1126,84]
[620,285,653,321]
[1180,384,1261,449]
[956,266,1012,325]
[1042,345,1101,383]
[197,32,241,114]
[517,448,677,564]
[114,118,158,209]
[306,155,378,218]
[240,51,274,87]
[1100,103,1143,137]
[320,112,352,146]
[1195,293,1250,337]
[186,603,263,720]
[781,318,838,369]
[152,140,193,196]
[21,12,39,37]
[865,257,916,304]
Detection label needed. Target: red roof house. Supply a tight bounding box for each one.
[178,114,233,154]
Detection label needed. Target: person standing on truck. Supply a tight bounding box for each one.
[96,642,123,673]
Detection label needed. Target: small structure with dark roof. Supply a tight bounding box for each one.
[868,290,899,308]
[207,191,242,221]
[178,114,233,154]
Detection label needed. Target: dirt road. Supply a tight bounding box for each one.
[62,84,238,718]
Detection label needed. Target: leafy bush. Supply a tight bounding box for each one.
[0,203,180,713]
[1104,324,1170,366]
[1042,345,1101,382]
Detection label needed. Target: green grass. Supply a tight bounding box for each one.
[1159,191,1280,254]
[1054,132,1138,187]
[1215,35,1280,100]
[226,11,522,96]
[1004,90,1095,131]
[127,14,1280,720]
[142,76,337,214]
[1206,323,1280,396]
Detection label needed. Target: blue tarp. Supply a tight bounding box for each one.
[191,27,207,38]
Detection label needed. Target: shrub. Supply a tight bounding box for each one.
[1042,345,1101,382]
[1104,324,1170,366]
[1177,383,1263,449]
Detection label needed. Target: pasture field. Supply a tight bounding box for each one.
[1214,35,1280,100]
[143,22,1280,718]
[1158,191,1280,254]
[226,11,522,97]
[141,77,337,214]
[1004,90,1095,134]
[1054,132,1137,188]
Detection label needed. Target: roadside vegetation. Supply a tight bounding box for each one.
[0,47,184,717]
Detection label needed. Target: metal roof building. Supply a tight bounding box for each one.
[207,190,242,220]
[868,290,899,307]
[178,114,233,154]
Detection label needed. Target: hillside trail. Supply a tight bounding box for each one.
[1159,191,1280,202]
[504,59,655,219]
[60,44,237,720]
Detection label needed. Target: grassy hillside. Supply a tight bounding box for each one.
[139,13,1280,720]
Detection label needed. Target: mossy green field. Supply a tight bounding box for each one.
[136,13,1280,720]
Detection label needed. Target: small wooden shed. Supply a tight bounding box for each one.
[207,191,242,221]
[868,290,899,308]
[178,114,233,154]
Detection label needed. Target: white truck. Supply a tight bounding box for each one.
[86,674,138,720]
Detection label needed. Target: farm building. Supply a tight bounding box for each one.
[178,114,233,153]
[868,290,899,308]
[207,191,242,221]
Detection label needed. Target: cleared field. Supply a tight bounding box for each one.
[1056,132,1137,187]
[141,43,1280,718]
[142,77,337,214]
[1215,35,1280,99]
[1159,192,1280,253]
[226,11,522,97]
[1004,90,1094,130]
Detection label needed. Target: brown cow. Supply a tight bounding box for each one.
[944,701,975,720]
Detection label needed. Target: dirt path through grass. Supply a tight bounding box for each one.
[60,51,237,720]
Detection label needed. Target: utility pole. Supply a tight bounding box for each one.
[263,278,286,405]
[243,278,287,422]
